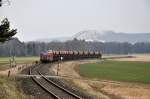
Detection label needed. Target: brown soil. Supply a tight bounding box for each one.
[111,54,150,62]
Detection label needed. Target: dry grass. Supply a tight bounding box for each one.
[0,57,37,99]
[89,81,150,99]
[0,76,28,99]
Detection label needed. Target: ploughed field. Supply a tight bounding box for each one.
[79,60,150,84]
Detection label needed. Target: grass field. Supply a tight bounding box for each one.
[79,60,150,84]
[0,57,39,64]
[0,57,39,70]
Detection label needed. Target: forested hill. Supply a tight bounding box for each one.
[0,38,150,56]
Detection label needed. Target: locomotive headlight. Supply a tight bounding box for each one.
[60,56,64,61]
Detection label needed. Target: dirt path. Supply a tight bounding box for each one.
[50,58,150,99]
[0,64,33,76]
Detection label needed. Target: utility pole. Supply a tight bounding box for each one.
[57,60,59,76]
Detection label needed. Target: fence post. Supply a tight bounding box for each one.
[8,70,10,77]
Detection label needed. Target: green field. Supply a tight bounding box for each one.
[0,57,39,64]
[0,57,39,70]
[79,61,150,84]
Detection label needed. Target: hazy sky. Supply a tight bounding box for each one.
[0,0,150,41]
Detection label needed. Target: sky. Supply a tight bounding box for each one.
[0,0,150,41]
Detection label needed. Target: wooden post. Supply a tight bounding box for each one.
[8,70,10,77]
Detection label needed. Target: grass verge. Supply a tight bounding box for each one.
[0,76,28,99]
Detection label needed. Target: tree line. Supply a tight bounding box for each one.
[0,38,150,56]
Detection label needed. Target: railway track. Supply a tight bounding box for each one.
[29,64,83,99]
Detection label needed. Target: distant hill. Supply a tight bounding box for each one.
[36,30,150,43]
[72,30,103,42]
[73,30,150,43]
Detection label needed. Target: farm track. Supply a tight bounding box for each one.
[29,64,83,99]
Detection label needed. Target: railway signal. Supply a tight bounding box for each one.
[57,56,63,76]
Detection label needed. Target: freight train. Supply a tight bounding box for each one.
[40,50,102,63]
